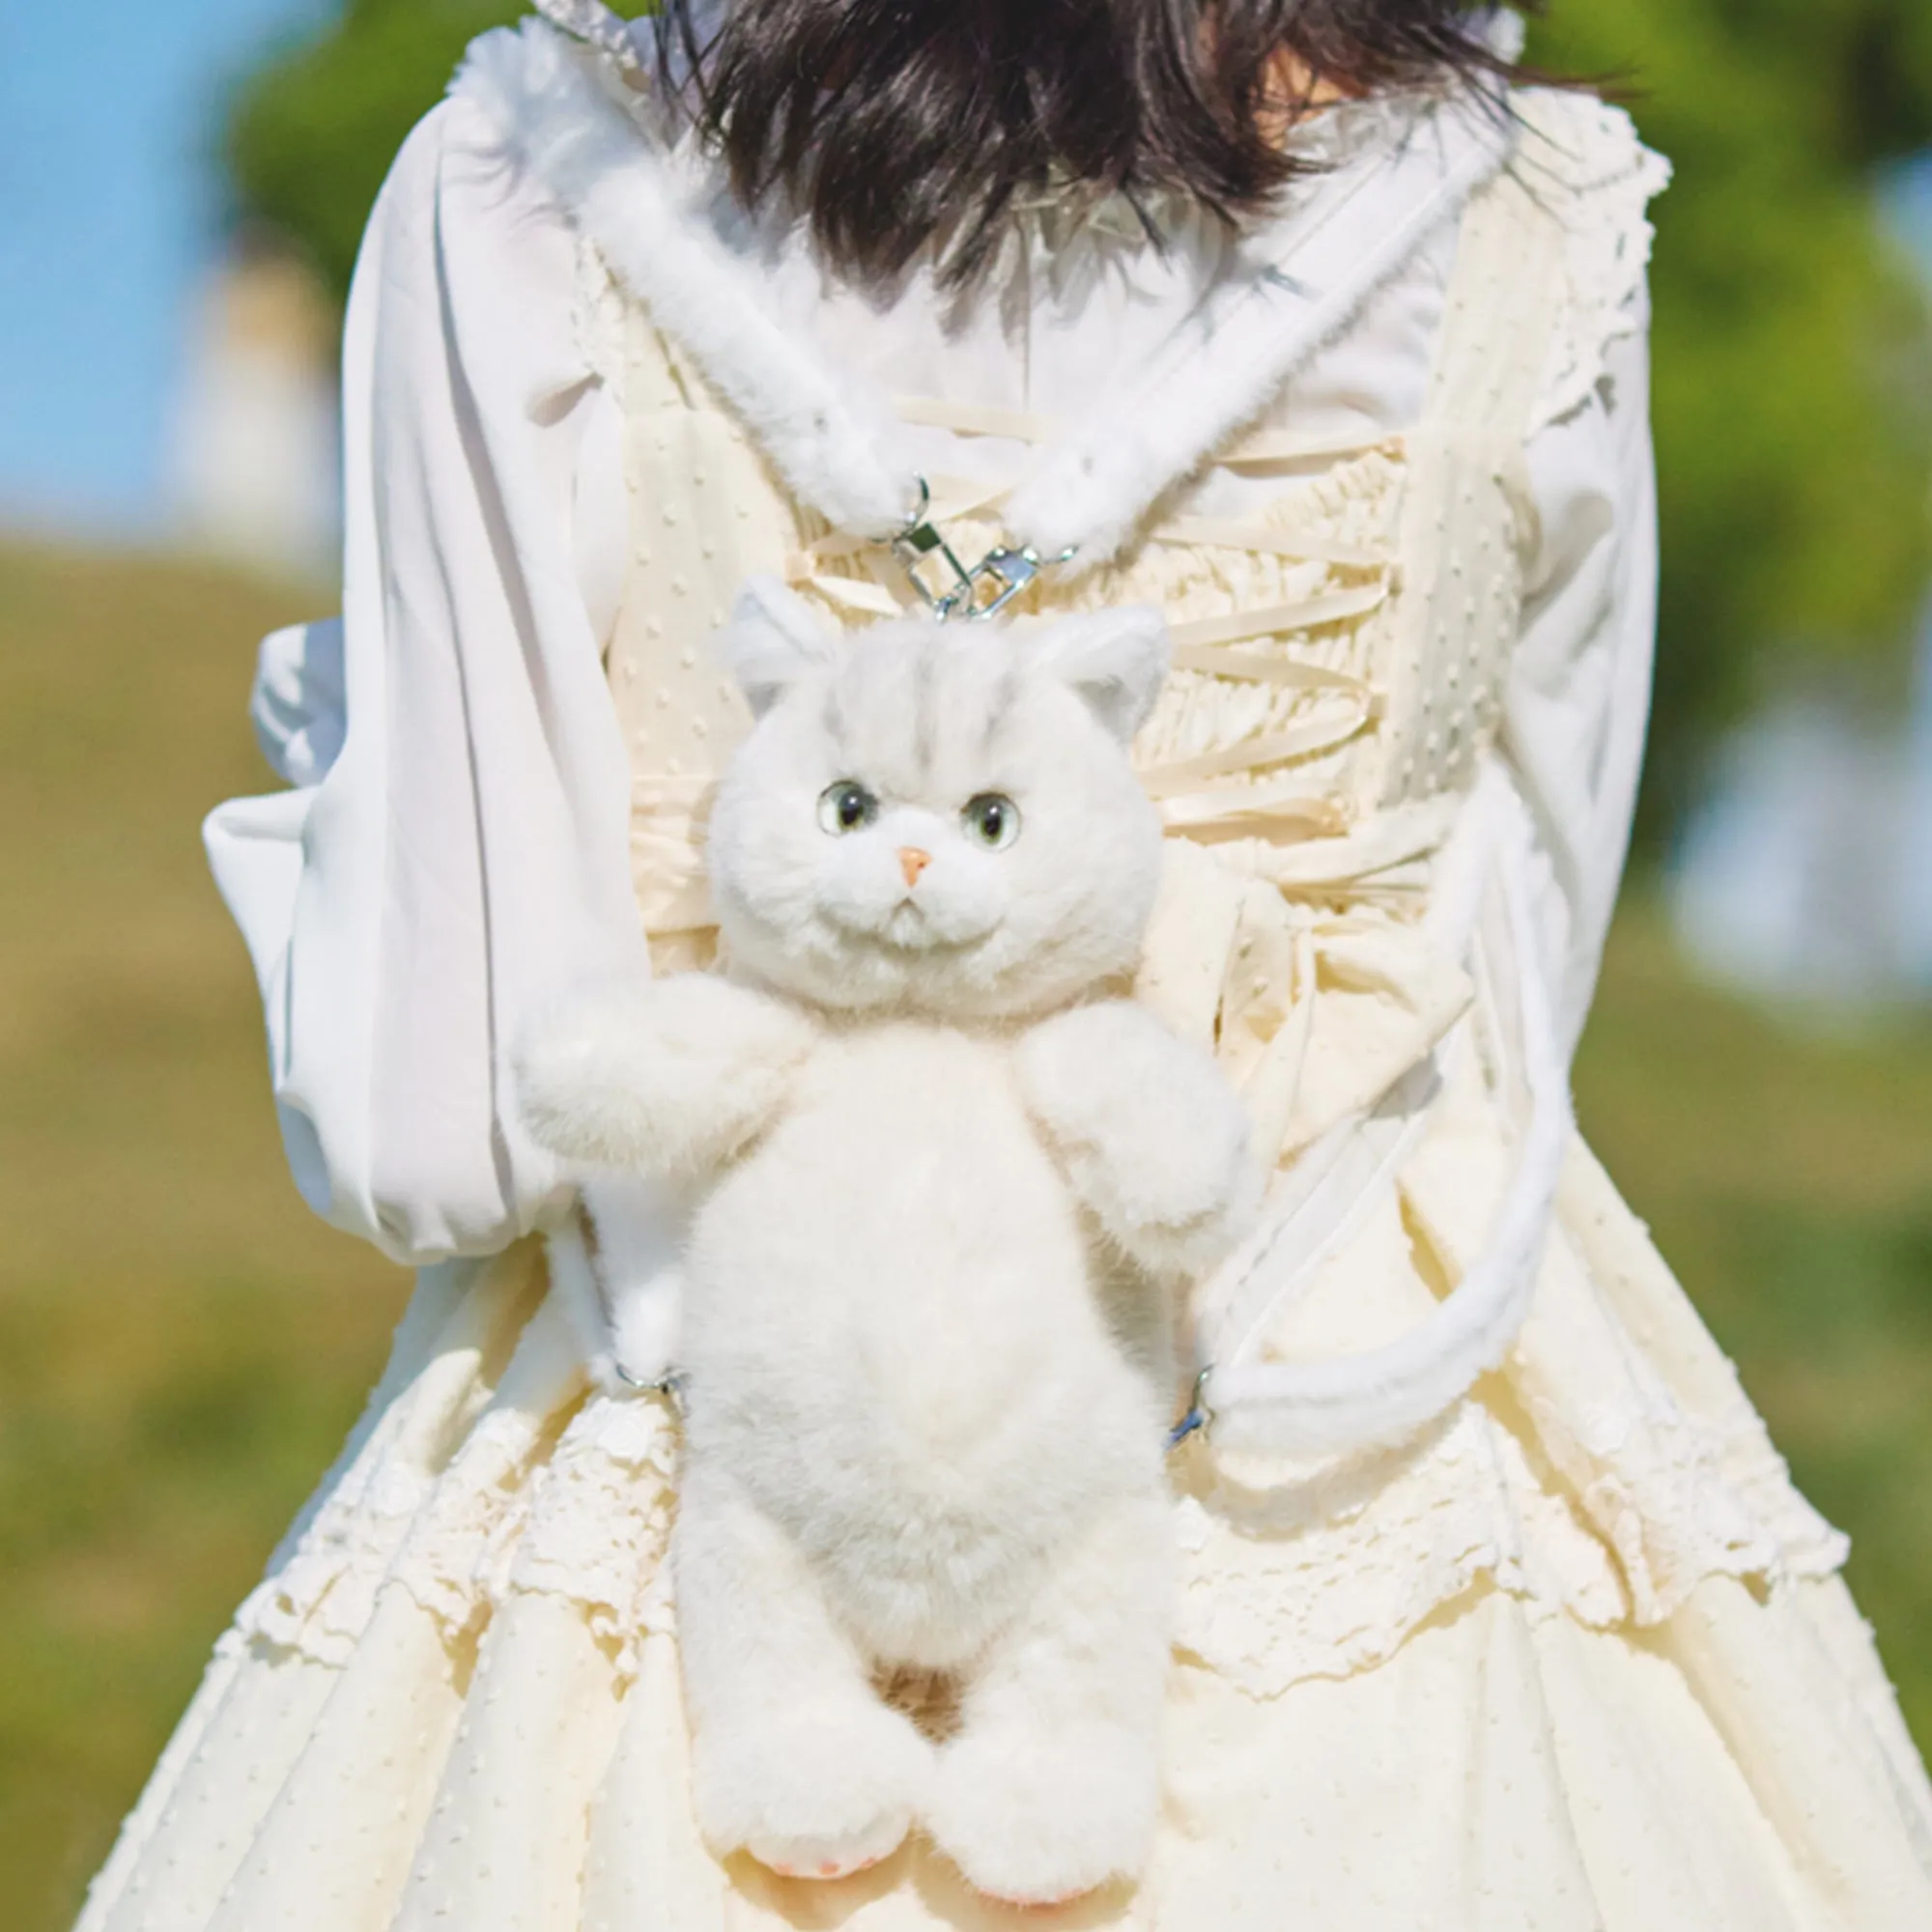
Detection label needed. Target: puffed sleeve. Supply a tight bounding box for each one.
[1501,112,1669,1062]
[1504,324,1658,1060]
[204,90,646,1264]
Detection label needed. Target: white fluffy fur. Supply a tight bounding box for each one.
[707,595,1174,1022]
[520,971,819,1176]
[516,587,1255,1902]
[545,1176,690,1395]
[1003,99,1515,564]
[455,22,913,539]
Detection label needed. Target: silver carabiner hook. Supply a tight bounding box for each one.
[889,476,1077,623]
[615,1363,690,1416]
[891,477,978,618]
[1166,1367,1212,1453]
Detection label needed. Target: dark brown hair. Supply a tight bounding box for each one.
[655,0,1529,284]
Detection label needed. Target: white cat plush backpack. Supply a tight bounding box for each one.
[481,4,1576,1907]
[519,590,1259,1901]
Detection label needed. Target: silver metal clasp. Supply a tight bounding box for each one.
[615,1363,690,1416]
[968,545,1051,619]
[891,477,979,616]
[889,477,1075,623]
[1167,1367,1212,1453]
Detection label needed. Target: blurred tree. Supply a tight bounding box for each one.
[226,2,1932,842]
[227,2,530,303]
[1530,0,1932,837]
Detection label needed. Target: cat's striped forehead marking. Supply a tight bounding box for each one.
[819,632,1029,796]
[982,660,1024,755]
[912,637,939,777]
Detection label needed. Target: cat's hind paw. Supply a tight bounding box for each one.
[693,1697,933,1882]
[926,1722,1158,1907]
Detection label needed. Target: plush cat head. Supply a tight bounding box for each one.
[707,579,1169,1021]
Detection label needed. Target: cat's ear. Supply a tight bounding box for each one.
[1034,605,1170,743]
[718,577,838,719]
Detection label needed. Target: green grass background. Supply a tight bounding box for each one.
[2,542,1929,1929]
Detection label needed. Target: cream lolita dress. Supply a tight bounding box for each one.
[82,15,1932,1932]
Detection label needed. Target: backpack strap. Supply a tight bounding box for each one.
[1180,157,1583,1461]
[455,18,1515,578]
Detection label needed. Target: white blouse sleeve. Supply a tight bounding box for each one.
[204,94,645,1265]
[1504,283,1661,1064]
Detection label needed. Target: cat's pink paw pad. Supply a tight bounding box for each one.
[819,1852,884,1879]
[762,1852,882,1883]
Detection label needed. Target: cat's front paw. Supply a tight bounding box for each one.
[514,975,815,1176]
[1115,1145,1264,1281]
[926,1720,1159,1907]
[692,1696,934,1881]
[1019,1003,1258,1276]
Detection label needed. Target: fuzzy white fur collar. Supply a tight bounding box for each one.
[459,22,913,539]
[1004,108,1514,561]
[455,19,1514,563]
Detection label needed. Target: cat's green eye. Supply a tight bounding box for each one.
[961,793,1022,851]
[817,781,879,836]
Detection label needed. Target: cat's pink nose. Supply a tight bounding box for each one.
[898,847,931,889]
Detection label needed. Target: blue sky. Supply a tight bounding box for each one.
[1887,153,1932,272]
[0,0,330,536]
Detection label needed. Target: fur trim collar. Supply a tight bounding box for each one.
[1005,103,1514,560]
[455,20,1514,564]
[458,22,915,539]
